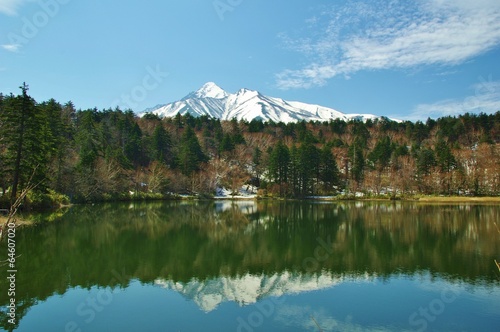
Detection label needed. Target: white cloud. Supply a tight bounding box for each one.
[276,64,337,89]
[403,79,500,120]
[275,304,400,332]
[0,0,28,16]
[2,43,21,52]
[276,0,500,89]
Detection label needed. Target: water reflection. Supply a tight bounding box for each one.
[0,201,499,330]
[155,271,357,312]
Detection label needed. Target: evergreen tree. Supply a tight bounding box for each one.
[230,118,246,145]
[416,148,436,175]
[248,119,264,133]
[174,113,183,129]
[296,121,307,142]
[268,141,290,196]
[435,139,456,173]
[330,118,346,134]
[151,124,172,165]
[351,120,370,148]
[121,113,144,167]
[75,110,100,169]
[393,144,409,158]
[289,145,300,196]
[220,133,235,153]
[214,121,224,157]
[411,121,429,144]
[184,113,196,128]
[38,99,73,192]
[38,99,64,153]
[297,142,320,196]
[178,126,207,175]
[319,145,340,193]
[435,139,457,194]
[349,138,365,184]
[142,112,162,121]
[0,93,7,194]
[368,136,393,171]
[283,122,296,138]
[252,147,262,184]
[0,84,52,199]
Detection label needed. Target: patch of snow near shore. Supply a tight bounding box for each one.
[214,186,257,199]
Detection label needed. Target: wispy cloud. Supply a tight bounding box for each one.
[403,79,500,120]
[275,304,399,332]
[276,0,500,89]
[0,0,28,16]
[2,43,21,52]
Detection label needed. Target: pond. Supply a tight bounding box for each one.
[1,201,499,331]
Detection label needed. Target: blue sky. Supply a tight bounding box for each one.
[1,0,500,121]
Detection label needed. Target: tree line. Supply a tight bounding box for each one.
[0,84,499,207]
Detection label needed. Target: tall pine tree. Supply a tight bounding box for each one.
[178,126,207,175]
[319,145,340,193]
[0,84,52,200]
[151,124,173,166]
[268,141,290,196]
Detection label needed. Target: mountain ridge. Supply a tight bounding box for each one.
[140,82,393,123]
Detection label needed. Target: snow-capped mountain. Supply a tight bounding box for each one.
[140,82,389,123]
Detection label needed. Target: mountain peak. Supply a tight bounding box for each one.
[236,87,259,95]
[193,82,228,99]
[141,83,393,123]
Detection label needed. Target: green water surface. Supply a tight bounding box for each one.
[1,201,499,331]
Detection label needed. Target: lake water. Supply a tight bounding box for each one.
[1,201,499,331]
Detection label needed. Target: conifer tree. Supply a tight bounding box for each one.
[435,139,456,173]
[368,136,393,170]
[416,148,436,176]
[151,124,172,165]
[349,138,365,184]
[298,142,320,196]
[319,145,340,193]
[252,146,262,184]
[230,118,245,145]
[75,110,99,169]
[268,141,290,196]
[178,126,207,175]
[0,93,7,195]
[220,133,234,153]
[0,84,51,199]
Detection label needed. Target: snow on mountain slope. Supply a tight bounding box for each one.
[141,82,391,123]
[184,81,229,100]
[154,97,226,119]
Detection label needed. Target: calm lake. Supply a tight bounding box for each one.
[1,201,499,331]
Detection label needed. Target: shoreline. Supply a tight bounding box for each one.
[181,195,500,203]
[1,196,498,229]
[410,196,500,203]
[2,196,499,217]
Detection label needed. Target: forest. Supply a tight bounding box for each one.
[0,84,499,208]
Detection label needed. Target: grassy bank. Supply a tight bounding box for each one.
[413,196,500,203]
[297,194,500,203]
[0,216,34,227]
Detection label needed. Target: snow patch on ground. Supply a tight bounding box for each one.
[214,186,257,199]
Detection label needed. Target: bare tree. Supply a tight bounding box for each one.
[147,161,170,193]
[0,177,37,242]
[206,157,231,193]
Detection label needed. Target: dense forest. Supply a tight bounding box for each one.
[0,84,499,208]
